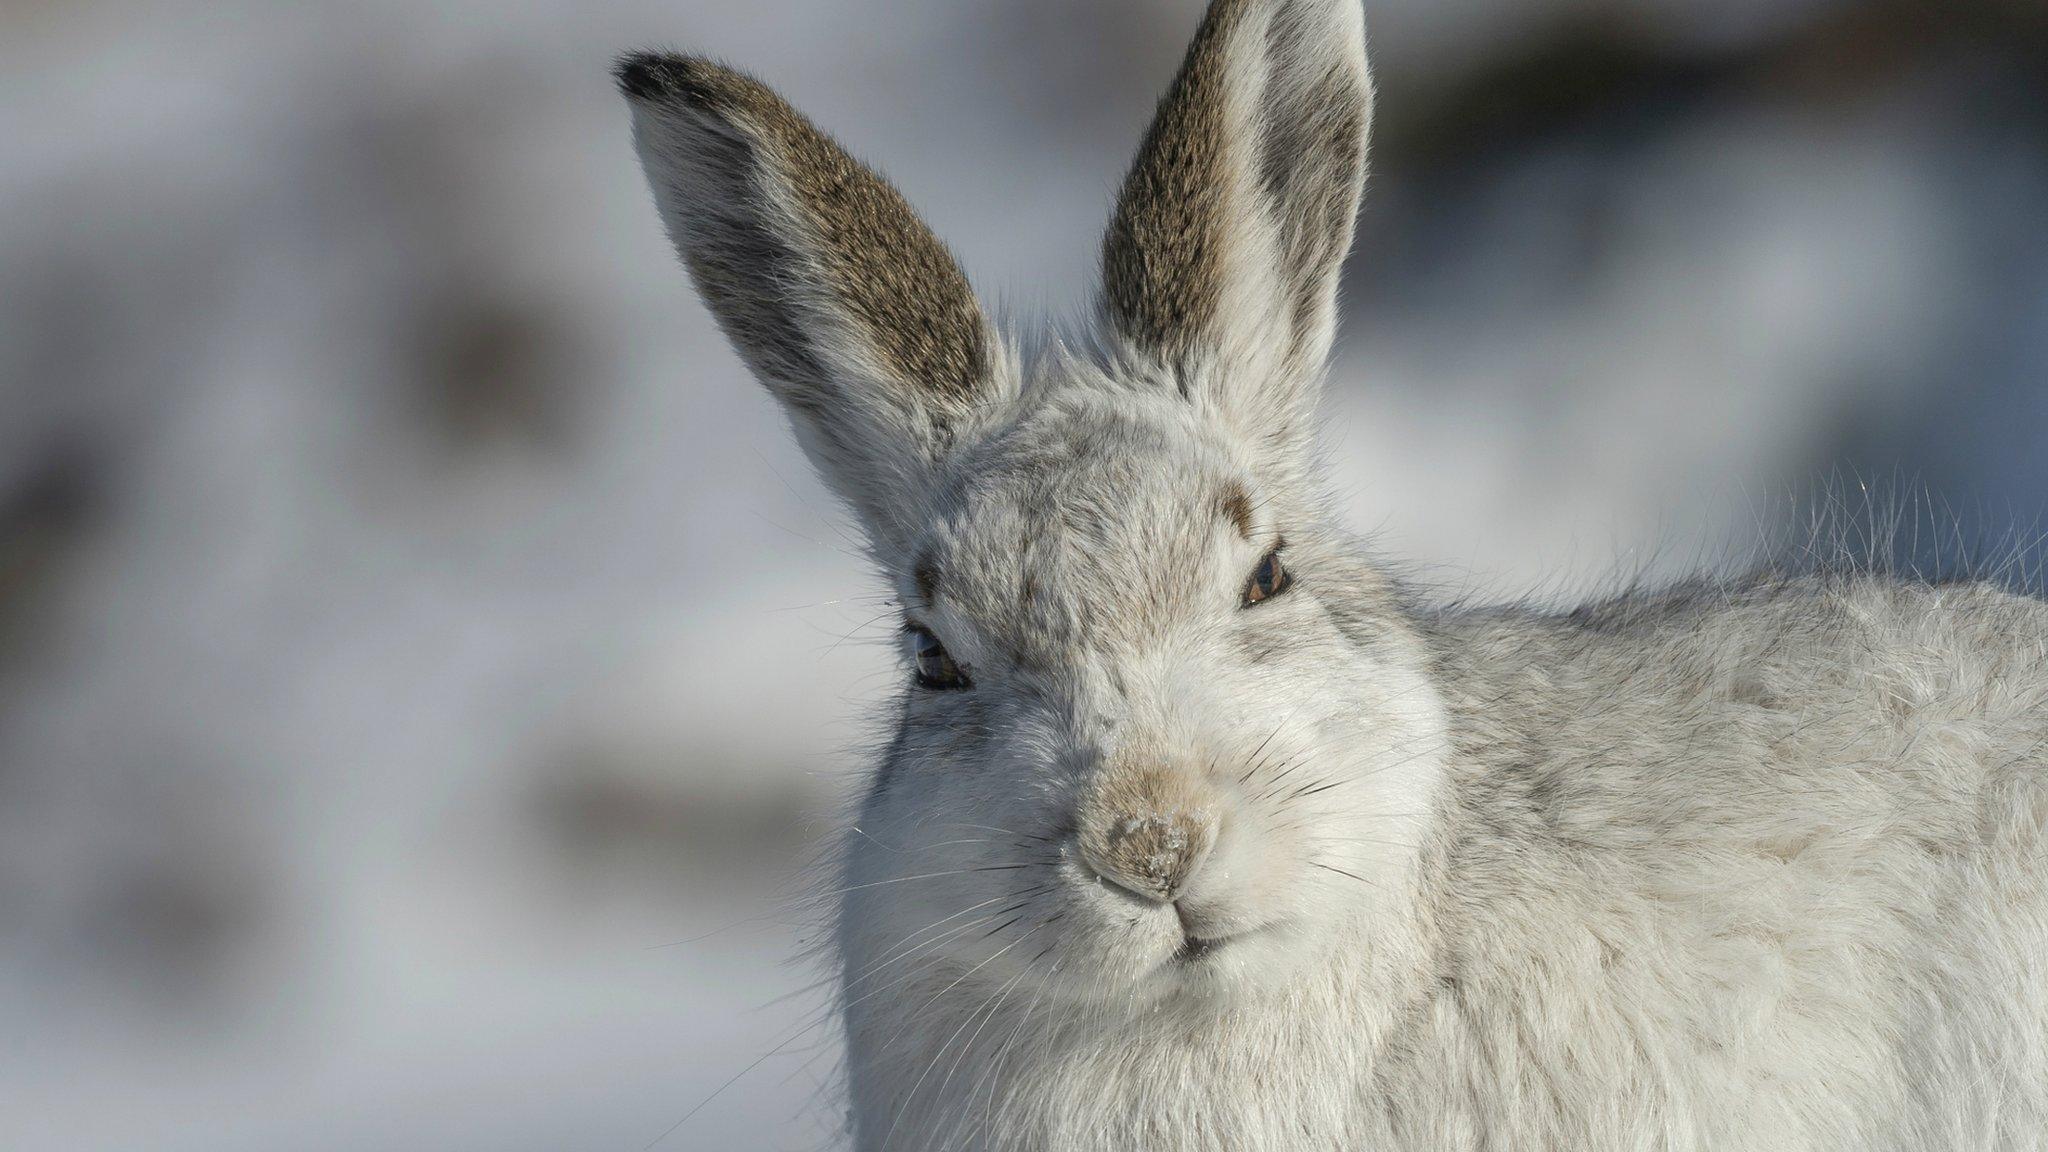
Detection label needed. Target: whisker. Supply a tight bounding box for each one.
[878,928,1046,1148]
[842,886,1053,990]
[1312,861,1381,889]
[803,862,1051,904]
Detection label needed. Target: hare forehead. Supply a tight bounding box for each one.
[917,404,1255,651]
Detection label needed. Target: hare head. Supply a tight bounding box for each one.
[620,0,1442,1019]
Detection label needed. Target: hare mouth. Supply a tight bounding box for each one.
[1172,930,1251,965]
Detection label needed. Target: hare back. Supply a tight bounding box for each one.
[1396,573,2048,1150]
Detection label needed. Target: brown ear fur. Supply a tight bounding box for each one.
[619,53,999,541]
[1101,0,1371,379]
[619,54,987,408]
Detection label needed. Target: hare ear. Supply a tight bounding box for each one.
[1101,0,1371,456]
[618,53,1001,546]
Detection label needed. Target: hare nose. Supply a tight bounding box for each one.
[1079,810,1216,904]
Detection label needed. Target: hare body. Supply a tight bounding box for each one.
[617,1,2048,1148]
[835,541,2048,1152]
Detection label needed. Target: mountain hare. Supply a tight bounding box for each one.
[617,1,2048,1148]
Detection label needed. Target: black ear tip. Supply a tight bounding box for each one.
[613,51,750,114]
[613,51,680,100]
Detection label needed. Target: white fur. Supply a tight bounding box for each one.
[619,3,2048,1148]
[832,418,2048,1152]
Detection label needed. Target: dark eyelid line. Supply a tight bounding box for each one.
[906,618,973,692]
[1241,537,1293,608]
[903,619,955,655]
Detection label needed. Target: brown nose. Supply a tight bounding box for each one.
[1078,810,1216,904]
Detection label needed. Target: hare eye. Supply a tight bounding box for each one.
[1242,547,1292,607]
[908,627,972,691]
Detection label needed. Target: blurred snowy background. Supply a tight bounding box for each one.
[2,0,2045,1148]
